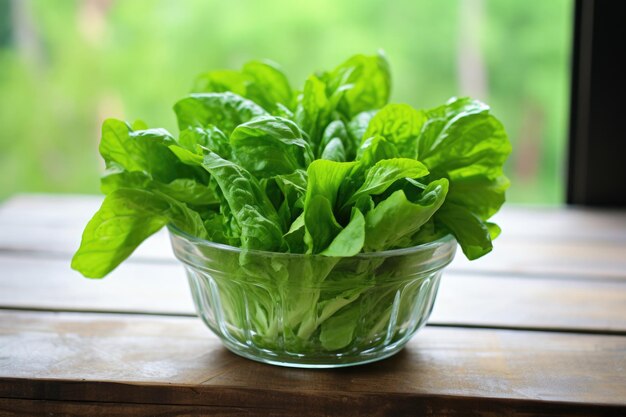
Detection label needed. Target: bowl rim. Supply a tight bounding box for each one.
[167,224,457,260]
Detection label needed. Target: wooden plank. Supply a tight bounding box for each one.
[1,389,623,417]
[0,398,267,417]
[431,273,626,333]
[3,194,626,242]
[2,195,626,279]
[2,225,625,280]
[490,205,626,243]
[1,254,625,333]
[0,194,176,262]
[0,194,101,228]
[0,311,625,412]
[0,255,192,315]
[451,238,626,279]
[0,223,175,262]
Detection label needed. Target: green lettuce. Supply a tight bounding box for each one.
[72,53,510,353]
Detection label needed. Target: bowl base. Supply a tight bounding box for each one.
[219,337,410,368]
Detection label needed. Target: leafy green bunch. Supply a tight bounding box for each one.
[72,52,510,279]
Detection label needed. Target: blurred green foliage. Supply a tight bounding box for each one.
[0,0,571,203]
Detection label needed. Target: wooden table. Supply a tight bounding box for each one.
[1,194,625,416]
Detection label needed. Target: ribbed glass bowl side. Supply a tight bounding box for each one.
[169,227,456,368]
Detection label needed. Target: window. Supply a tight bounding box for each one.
[568,0,626,206]
[0,0,574,204]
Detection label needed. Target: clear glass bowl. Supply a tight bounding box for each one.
[168,226,456,368]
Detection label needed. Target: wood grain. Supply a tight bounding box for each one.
[3,226,625,279]
[1,254,626,333]
[0,255,192,315]
[450,239,626,279]
[431,273,626,333]
[3,194,626,242]
[0,398,268,417]
[2,390,624,417]
[1,195,626,415]
[1,195,626,279]
[0,311,625,414]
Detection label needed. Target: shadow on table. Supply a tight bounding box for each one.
[200,346,424,391]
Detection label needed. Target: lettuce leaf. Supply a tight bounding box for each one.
[417,97,511,258]
[71,188,206,278]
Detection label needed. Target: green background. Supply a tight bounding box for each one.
[0,0,572,203]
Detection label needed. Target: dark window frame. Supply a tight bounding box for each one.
[567,0,626,206]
